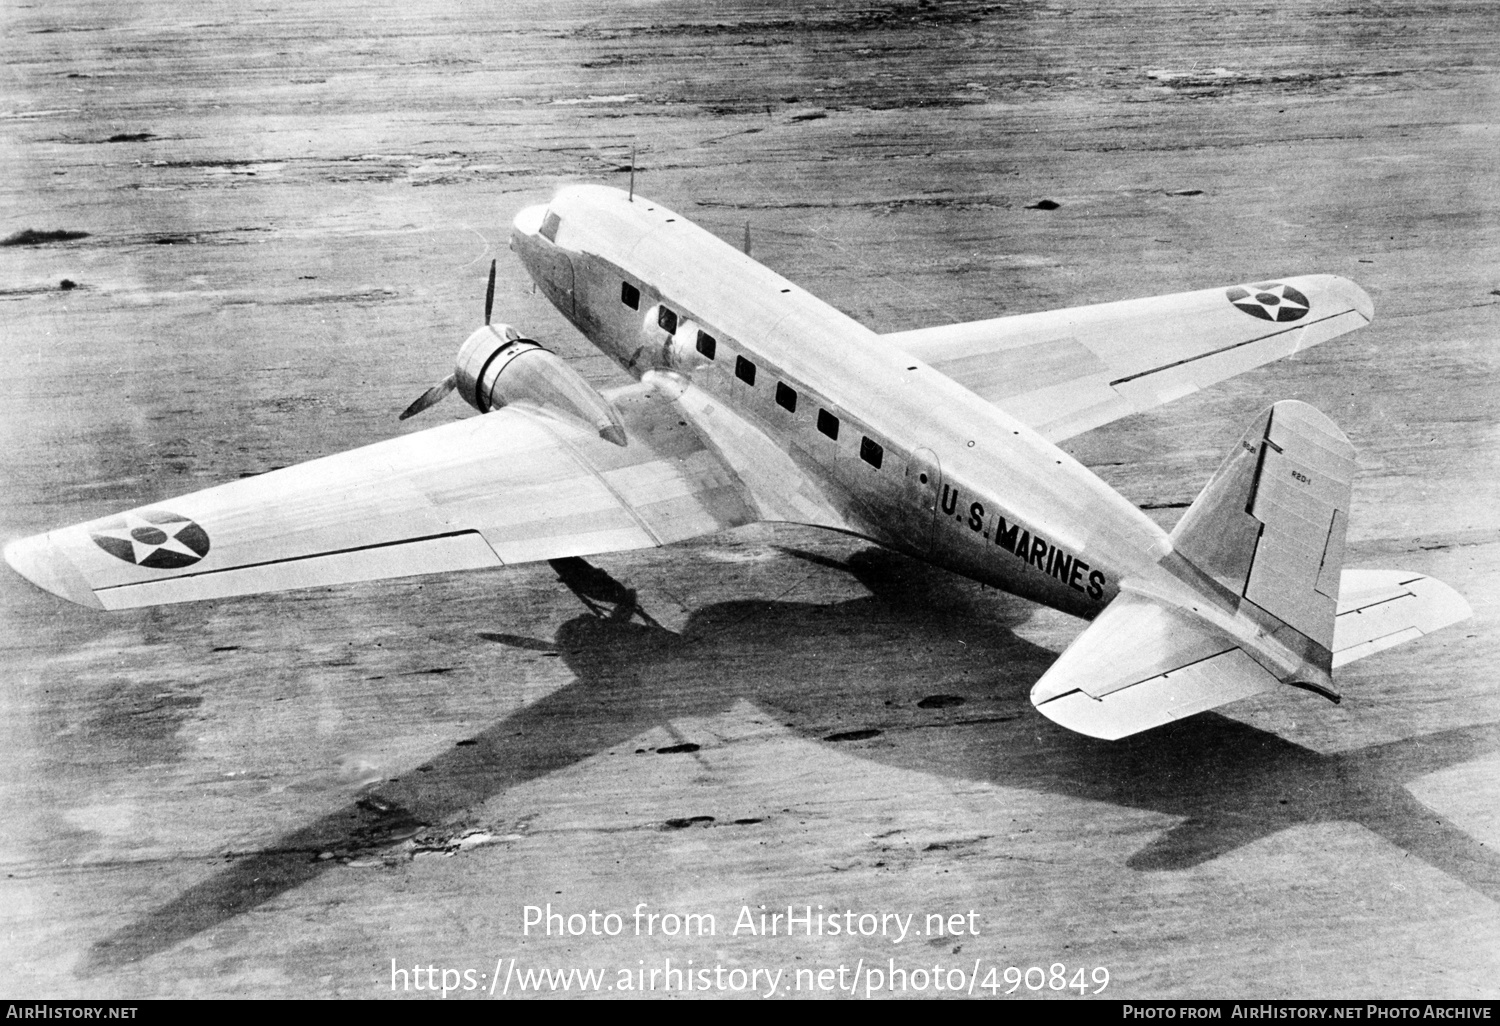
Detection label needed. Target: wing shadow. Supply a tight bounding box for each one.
[82,548,1500,972]
[931,711,1500,895]
[82,547,1043,973]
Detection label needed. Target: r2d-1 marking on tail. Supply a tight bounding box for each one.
[5,183,1469,742]
[1030,400,1470,740]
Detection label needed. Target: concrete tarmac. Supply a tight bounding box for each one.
[2,0,1497,999]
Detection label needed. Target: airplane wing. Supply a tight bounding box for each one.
[4,379,761,610]
[881,274,1372,442]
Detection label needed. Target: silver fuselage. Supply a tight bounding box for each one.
[511,186,1174,621]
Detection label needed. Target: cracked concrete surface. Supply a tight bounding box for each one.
[2,0,1497,1000]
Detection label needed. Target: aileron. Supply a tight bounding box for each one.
[96,531,501,611]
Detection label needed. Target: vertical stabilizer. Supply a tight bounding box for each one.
[1034,400,1467,741]
[1170,400,1354,655]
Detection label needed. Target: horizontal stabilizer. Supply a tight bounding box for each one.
[1333,569,1472,668]
[1030,591,1277,740]
[1035,647,1278,742]
[1032,569,1471,741]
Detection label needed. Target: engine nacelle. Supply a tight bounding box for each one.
[454,325,627,446]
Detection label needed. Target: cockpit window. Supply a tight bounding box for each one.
[540,211,561,242]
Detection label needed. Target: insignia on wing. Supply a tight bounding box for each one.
[91,509,210,569]
[1226,282,1310,322]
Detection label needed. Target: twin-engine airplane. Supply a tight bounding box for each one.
[6,185,1471,739]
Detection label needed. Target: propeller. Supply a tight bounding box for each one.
[483,256,496,325]
[398,259,497,422]
[398,374,456,421]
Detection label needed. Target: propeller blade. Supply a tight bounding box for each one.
[398,374,456,421]
[483,259,496,326]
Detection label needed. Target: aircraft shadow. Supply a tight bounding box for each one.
[82,550,1500,972]
[894,703,1500,889]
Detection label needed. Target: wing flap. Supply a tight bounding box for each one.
[883,274,1372,441]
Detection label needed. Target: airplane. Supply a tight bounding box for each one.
[4,184,1471,740]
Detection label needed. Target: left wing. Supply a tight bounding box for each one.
[882,274,1372,441]
[6,380,761,610]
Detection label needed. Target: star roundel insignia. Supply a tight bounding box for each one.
[1225,281,1311,322]
[91,509,210,570]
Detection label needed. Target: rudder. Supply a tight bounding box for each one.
[1170,400,1354,654]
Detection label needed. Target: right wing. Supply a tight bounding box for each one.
[6,379,765,610]
[882,274,1372,442]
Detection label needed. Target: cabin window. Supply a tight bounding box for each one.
[775,382,797,412]
[621,282,640,309]
[695,330,717,360]
[540,211,561,242]
[735,356,757,386]
[657,305,678,334]
[817,409,839,440]
[860,436,884,469]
